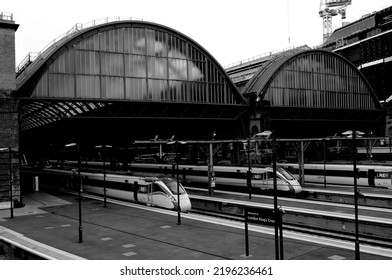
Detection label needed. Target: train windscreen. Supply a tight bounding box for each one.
[162,178,186,195]
[277,167,296,180]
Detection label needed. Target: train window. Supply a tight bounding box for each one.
[151,183,162,193]
[277,167,296,180]
[165,180,186,195]
[266,172,277,180]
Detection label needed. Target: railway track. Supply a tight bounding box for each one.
[301,185,392,208]
[190,208,392,250]
[186,187,392,248]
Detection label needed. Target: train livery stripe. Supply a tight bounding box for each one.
[282,167,366,179]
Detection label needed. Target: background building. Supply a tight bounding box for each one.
[323,6,392,136]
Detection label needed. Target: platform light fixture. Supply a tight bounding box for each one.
[255,130,272,139]
[64,142,77,147]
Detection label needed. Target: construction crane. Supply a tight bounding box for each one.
[319,0,352,42]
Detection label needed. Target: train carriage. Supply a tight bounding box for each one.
[129,163,302,193]
[278,163,392,189]
[24,166,192,212]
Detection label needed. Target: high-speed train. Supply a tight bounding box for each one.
[129,163,303,194]
[25,166,192,212]
[277,162,392,189]
[48,160,302,193]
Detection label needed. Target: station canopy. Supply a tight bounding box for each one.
[16,18,248,142]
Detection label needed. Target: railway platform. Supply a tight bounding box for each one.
[0,190,391,260]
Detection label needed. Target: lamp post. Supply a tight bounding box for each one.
[95,145,112,208]
[175,141,180,225]
[254,130,279,259]
[246,138,252,199]
[271,133,279,260]
[65,142,83,243]
[167,138,186,225]
[208,131,216,196]
[342,130,364,260]
[323,139,327,188]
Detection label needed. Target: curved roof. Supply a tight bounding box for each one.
[17,19,245,103]
[17,19,248,132]
[241,49,382,111]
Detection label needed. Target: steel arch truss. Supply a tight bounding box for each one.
[19,98,248,132]
[19,99,109,132]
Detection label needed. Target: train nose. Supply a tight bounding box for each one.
[178,196,192,212]
[290,181,302,193]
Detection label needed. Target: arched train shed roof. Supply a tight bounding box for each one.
[16,19,248,133]
[242,49,383,125]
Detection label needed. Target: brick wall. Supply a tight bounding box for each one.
[0,17,20,204]
[0,22,17,91]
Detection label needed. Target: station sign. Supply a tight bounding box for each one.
[243,205,284,259]
[244,206,279,226]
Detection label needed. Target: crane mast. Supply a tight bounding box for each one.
[319,0,352,42]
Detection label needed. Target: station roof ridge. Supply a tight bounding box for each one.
[239,49,300,95]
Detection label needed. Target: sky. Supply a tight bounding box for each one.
[4,0,392,68]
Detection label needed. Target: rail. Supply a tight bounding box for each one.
[188,193,392,254]
[224,45,311,70]
[191,208,392,250]
[16,16,146,76]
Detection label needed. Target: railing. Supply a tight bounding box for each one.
[224,45,311,70]
[16,16,146,76]
[0,12,13,21]
[15,53,38,76]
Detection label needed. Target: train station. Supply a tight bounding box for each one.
[1,1,392,265]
